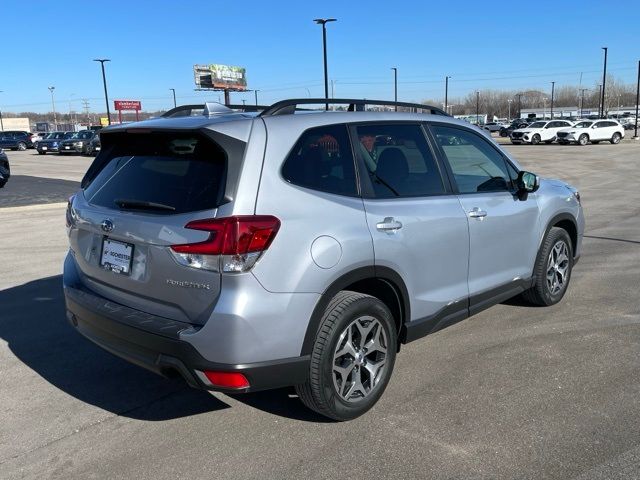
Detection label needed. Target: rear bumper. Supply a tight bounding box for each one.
[63,283,310,393]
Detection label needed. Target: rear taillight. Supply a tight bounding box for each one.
[170,215,280,273]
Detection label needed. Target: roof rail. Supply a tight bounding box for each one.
[259,98,449,117]
[161,103,269,118]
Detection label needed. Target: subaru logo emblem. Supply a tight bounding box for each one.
[101,219,114,233]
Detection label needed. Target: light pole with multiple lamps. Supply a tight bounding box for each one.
[313,18,336,110]
[93,58,111,125]
[48,86,57,127]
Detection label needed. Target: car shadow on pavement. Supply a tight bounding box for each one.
[1,275,334,422]
[0,275,230,420]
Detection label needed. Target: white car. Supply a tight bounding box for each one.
[510,120,573,145]
[556,119,625,145]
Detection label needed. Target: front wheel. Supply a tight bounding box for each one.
[295,291,397,421]
[578,134,588,146]
[611,132,621,144]
[17,142,27,151]
[522,227,573,306]
[531,134,541,145]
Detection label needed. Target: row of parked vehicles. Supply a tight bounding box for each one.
[484,118,627,145]
[0,130,101,155]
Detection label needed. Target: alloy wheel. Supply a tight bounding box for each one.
[546,240,570,295]
[332,316,388,403]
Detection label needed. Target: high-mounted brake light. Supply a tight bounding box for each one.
[169,215,280,273]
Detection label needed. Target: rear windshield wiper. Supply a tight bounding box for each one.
[114,199,176,212]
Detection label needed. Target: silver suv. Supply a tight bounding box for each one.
[64,99,584,420]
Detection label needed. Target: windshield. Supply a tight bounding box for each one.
[47,132,66,139]
[69,131,94,140]
[63,132,75,139]
[529,122,547,128]
[574,121,593,128]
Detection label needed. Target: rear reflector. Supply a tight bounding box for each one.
[202,371,250,389]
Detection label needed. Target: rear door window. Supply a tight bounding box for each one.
[84,132,227,214]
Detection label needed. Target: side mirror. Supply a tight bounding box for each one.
[516,171,539,199]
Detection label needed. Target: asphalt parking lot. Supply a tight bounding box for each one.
[1,141,640,479]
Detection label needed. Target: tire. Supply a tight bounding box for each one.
[295,291,397,421]
[610,132,621,144]
[544,140,553,144]
[531,134,541,145]
[578,134,588,146]
[17,142,27,151]
[38,151,46,155]
[592,141,600,144]
[521,227,574,306]
[500,130,507,137]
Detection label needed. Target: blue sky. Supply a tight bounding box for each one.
[1,0,638,113]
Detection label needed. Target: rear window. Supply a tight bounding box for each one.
[84,132,227,214]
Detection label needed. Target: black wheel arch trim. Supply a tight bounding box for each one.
[541,212,579,258]
[300,266,410,356]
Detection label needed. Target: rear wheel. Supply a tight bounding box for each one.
[522,227,573,306]
[611,132,621,144]
[578,134,588,146]
[17,142,27,151]
[531,134,541,145]
[296,291,397,421]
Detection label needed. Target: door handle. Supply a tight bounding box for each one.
[376,217,403,232]
[468,207,487,219]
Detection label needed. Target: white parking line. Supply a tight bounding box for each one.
[0,202,67,213]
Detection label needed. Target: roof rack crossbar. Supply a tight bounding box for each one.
[259,98,449,117]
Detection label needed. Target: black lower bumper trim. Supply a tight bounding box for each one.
[64,285,310,393]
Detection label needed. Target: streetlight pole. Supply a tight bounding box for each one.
[93,59,111,125]
[634,60,639,139]
[550,81,555,119]
[169,88,176,108]
[48,86,57,127]
[391,67,397,111]
[444,76,450,113]
[313,18,337,111]
[597,84,602,115]
[476,91,480,125]
[601,47,608,118]
[507,99,512,120]
[516,93,522,119]
[254,89,259,106]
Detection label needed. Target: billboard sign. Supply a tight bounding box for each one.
[114,100,141,111]
[194,64,247,91]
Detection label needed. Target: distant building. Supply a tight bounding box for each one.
[521,106,639,119]
[0,117,30,131]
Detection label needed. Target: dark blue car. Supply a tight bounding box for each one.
[0,131,35,150]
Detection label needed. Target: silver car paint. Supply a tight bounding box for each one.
[66,110,584,367]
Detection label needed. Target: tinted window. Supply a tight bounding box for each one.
[356,124,444,198]
[84,132,228,214]
[433,125,512,194]
[281,124,356,196]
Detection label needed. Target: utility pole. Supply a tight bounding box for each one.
[313,18,337,111]
[169,88,176,108]
[93,59,111,125]
[550,81,555,119]
[579,88,587,117]
[516,93,522,119]
[254,89,259,106]
[444,76,450,113]
[634,60,639,139]
[391,67,397,111]
[82,99,90,124]
[48,86,57,127]
[601,47,608,118]
[0,90,4,131]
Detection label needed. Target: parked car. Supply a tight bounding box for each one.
[36,131,74,154]
[0,148,9,187]
[58,130,96,155]
[64,99,584,420]
[31,132,45,145]
[499,120,530,137]
[84,132,101,155]
[510,120,573,144]
[483,122,508,133]
[557,120,624,145]
[0,131,35,150]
